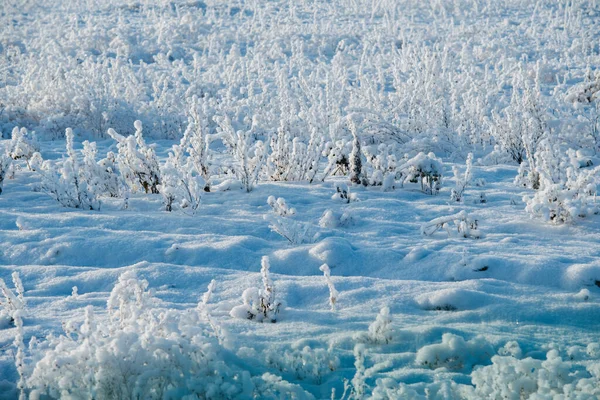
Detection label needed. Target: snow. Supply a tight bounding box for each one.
[1,0,600,397]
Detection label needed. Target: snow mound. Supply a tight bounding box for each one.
[308,237,355,269]
[563,262,600,290]
[415,288,493,311]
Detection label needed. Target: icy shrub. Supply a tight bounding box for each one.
[266,215,318,244]
[107,120,161,194]
[321,140,351,181]
[421,211,480,238]
[398,152,443,195]
[230,256,283,323]
[81,141,122,198]
[267,196,296,216]
[0,272,25,328]
[159,138,205,213]
[523,143,599,224]
[8,127,39,169]
[214,115,266,192]
[28,270,310,399]
[348,119,365,185]
[465,350,600,399]
[267,121,322,182]
[0,153,11,195]
[450,153,473,202]
[319,209,354,228]
[38,128,100,210]
[332,182,358,203]
[415,333,494,372]
[355,307,393,344]
[265,344,339,384]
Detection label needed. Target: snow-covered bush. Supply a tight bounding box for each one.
[415,333,494,372]
[107,121,161,194]
[465,349,600,399]
[266,215,318,245]
[0,153,12,195]
[355,307,393,345]
[230,256,282,323]
[398,152,443,195]
[524,142,599,223]
[159,140,205,214]
[319,209,354,228]
[267,121,322,183]
[38,128,99,210]
[348,120,365,185]
[214,115,267,193]
[267,196,296,217]
[28,270,310,399]
[321,140,351,181]
[81,141,121,198]
[7,127,39,169]
[421,211,480,238]
[332,182,358,203]
[450,153,473,202]
[265,344,339,384]
[0,272,25,328]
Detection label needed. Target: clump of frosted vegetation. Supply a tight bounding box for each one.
[398,152,443,195]
[38,128,100,210]
[27,270,310,399]
[421,211,480,238]
[332,182,358,203]
[265,344,339,384]
[0,272,25,329]
[450,153,473,202]
[214,115,267,193]
[415,333,494,372]
[267,195,296,216]
[464,349,600,398]
[7,127,39,169]
[230,256,283,323]
[355,307,393,344]
[523,140,599,224]
[266,211,319,244]
[107,120,161,194]
[319,209,354,228]
[0,152,12,195]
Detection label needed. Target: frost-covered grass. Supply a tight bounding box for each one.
[2,0,600,397]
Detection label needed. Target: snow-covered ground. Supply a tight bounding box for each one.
[1,141,600,398]
[2,0,600,398]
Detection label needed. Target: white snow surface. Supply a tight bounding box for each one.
[0,143,599,397]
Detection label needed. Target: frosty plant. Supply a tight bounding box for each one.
[332,182,358,203]
[159,138,205,214]
[398,152,443,195]
[0,272,25,327]
[421,211,480,238]
[230,256,282,323]
[450,153,473,202]
[267,195,296,217]
[319,264,338,311]
[8,127,39,170]
[524,140,599,224]
[367,307,393,344]
[27,270,310,399]
[38,128,99,210]
[214,115,267,192]
[0,152,11,195]
[348,119,364,185]
[107,120,161,194]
